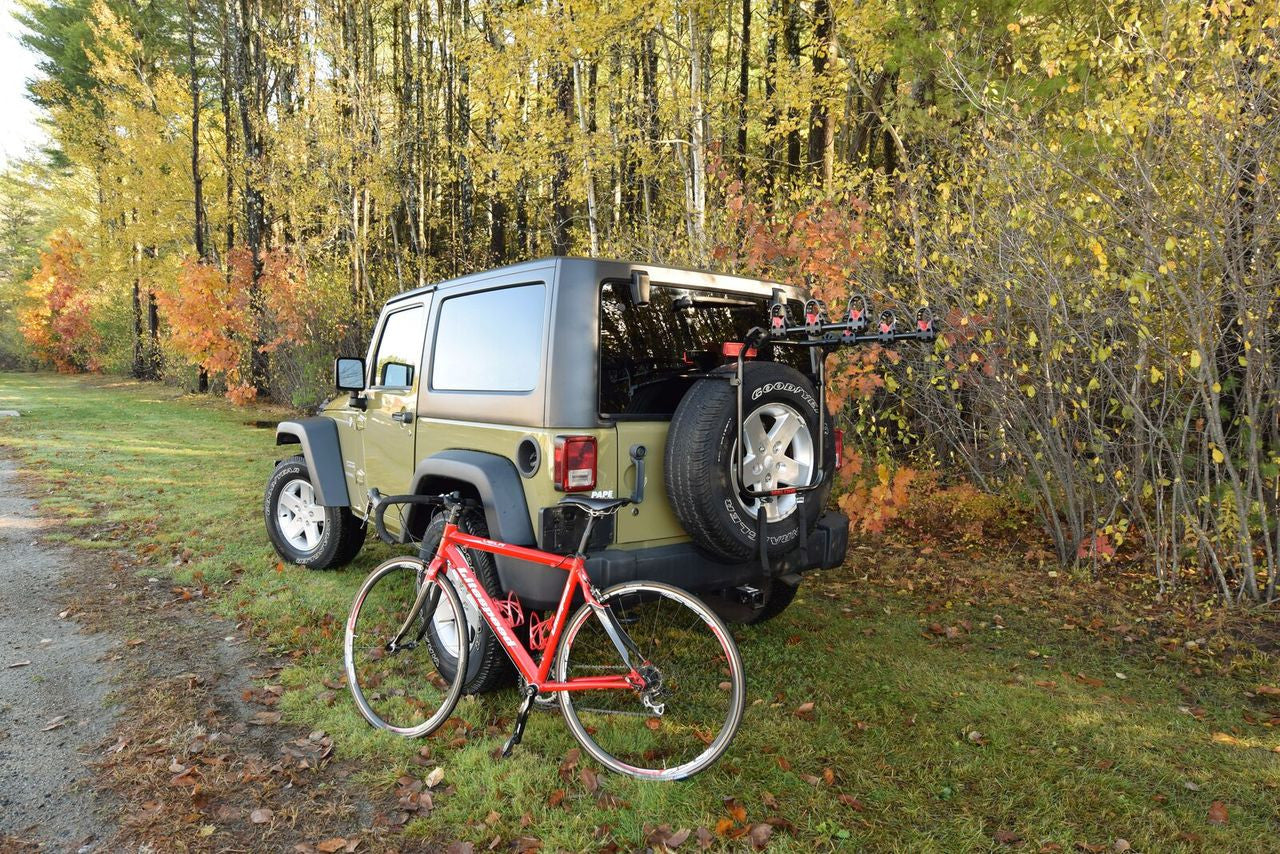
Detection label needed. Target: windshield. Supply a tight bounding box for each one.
[598,281,807,418]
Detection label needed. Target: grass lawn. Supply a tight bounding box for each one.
[2,371,1279,852]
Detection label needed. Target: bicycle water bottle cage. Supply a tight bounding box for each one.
[877,310,898,344]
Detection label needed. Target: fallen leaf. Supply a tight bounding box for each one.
[993,829,1022,845]
[1207,800,1228,826]
[1113,840,1131,852]
[41,715,68,731]
[723,797,746,823]
[547,789,565,808]
[315,839,347,853]
[1211,732,1243,747]
[1256,685,1280,697]
[837,794,865,811]
[666,828,691,848]
[795,701,816,719]
[695,826,714,850]
[425,767,445,788]
[250,711,282,726]
[580,766,599,794]
[747,823,773,848]
[250,808,273,824]
[7,661,31,669]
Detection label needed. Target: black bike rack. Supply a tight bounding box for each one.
[727,287,937,571]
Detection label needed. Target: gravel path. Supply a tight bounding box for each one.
[0,458,118,851]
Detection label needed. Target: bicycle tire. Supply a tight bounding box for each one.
[344,557,468,737]
[554,581,746,781]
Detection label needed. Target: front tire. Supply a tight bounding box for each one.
[264,455,364,569]
[344,558,468,737]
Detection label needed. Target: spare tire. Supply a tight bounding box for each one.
[665,361,835,562]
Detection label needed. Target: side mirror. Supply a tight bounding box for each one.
[379,361,414,388]
[335,357,366,391]
[629,270,651,305]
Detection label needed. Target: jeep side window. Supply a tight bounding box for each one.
[370,305,427,389]
[431,283,545,392]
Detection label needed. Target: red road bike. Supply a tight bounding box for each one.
[343,491,745,780]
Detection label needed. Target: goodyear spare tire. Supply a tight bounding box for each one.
[665,361,834,562]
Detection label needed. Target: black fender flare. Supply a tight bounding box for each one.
[275,418,351,507]
[409,450,536,548]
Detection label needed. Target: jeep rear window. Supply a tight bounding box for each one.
[598,281,806,417]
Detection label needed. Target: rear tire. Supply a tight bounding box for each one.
[264,455,365,569]
[555,581,746,780]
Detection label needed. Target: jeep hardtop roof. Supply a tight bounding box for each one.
[383,257,806,307]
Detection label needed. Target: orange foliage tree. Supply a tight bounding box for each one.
[19,231,100,373]
[711,174,919,534]
[158,248,314,404]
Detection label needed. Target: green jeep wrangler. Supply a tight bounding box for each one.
[264,257,850,692]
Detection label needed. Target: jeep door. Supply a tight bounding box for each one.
[362,299,430,497]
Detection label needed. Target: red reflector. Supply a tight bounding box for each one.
[722,342,758,358]
[834,428,844,469]
[554,436,597,492]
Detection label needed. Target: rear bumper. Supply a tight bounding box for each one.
[497,510,850,609]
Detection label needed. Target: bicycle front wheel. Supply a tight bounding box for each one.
[554,581,746,780]
[344,557,468,737]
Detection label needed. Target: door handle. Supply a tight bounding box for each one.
[391,410,414,424]
[628,444,647,503]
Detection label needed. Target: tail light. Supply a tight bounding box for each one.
[834,428,844,469]
[554,436,597,492]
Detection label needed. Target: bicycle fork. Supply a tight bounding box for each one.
[388,571,440,652]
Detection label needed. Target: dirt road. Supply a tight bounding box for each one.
[0,458,118,851]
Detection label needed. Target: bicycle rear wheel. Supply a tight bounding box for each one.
[554,581,746,780]
[344,557,468,737]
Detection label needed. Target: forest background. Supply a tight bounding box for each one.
[1,0,1277,606]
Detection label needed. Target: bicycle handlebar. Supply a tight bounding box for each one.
[367,488,476,545]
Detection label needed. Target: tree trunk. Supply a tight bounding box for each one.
[807,0,836,184]
[233,0,269,396]
[551,59,573,255]
[189,0,209,392]
[737,0,750,182]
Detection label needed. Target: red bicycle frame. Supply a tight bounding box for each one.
[424,522,642,694]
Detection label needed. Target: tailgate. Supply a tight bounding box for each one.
[613,422,685,546]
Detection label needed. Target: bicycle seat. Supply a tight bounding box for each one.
[557,495,632,516]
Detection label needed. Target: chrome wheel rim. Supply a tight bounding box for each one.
[277,479,323,552]
[733,402,814,522]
